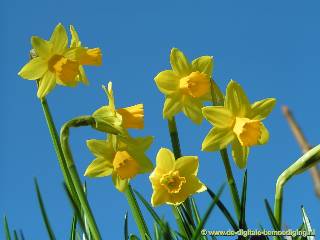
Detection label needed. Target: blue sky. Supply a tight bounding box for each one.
[1,0,320,239]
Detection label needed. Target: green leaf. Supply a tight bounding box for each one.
[192,184,225,240]
[13,231,19,240]
[153,223,160,240]
[180,204,196,230]
[175,206,193,238]
[264,199,281,231]
[69,215,77,240]
[34,178,56,240]
[206,188,238,231]
[19,231,25,240]
[301,206,315,240]
[3,216,11,240]
[124,212,129,240]
[129,234,140,240]
[239,170,248,231]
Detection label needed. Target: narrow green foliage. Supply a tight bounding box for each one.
[191,184,225,240]
[154,223,160,240]
[239,170,248,231]
[264,199,281,232]
[301,206,315,240]
[129,234,140,240]
[19,231,25,240]
[175,206,193,237]
[34,178,56,240]
[3,216,11,240]
[13,231,18,240]
[190,198,201,225]
[206,188,238,230]
[124,212,129,240]
[180,204,196,229]
[69,215,77,240]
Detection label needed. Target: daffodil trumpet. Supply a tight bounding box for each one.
[60,116,121,240]
[274,144,320,235]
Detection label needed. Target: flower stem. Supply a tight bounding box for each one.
[60,116,102,240]
[124,184,150,240]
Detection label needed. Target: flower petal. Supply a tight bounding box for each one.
[202,127,234,151]
[202,106,234,128]
[112,172,128,192]
[84,157,113,177]
[154,70,180,95]
[232,139,250,169]
[192,56,213,76]
[37,71,56,98]
[156,148,175,174]
[86,139,115,159]
[151,186,169,207]
[31,36,52,59]
[170,48,191,76]
[50,23,68,54]
[249,98,276,120]
[18,58,48,80]
[182,96,203,124]
[258,123,269,145]
[163,94,183,119]
[175,156,199,176]
[78,65,89,84]
[225,80,250,117]
[70,25,81,48]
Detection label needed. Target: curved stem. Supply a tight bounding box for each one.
[124,184,150,240]
[60,116,101,240]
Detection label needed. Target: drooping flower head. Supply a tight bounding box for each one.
[149,148,206,206]
[201,80,276,168]
[154,48,223,124]
[92,82,144,133]
[85,134,153,192]
[18,23,102,98]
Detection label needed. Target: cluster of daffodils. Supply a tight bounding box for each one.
[18,24,276,208]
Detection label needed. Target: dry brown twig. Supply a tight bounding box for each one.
[282,105,320,198]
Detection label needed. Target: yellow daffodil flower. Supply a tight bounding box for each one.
[154,48,223,124]
[201,80,276,168]
[18,23,102,98]
[93,82,144,133]
[149,148,206,206]
[85,134,153,192]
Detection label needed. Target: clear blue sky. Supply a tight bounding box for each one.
[1,0,320,239]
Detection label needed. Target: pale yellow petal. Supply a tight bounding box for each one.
[112,172,129,192]
[18,58,48,80]
[37,71,56,98]
[258,123,269,145]
[175,156,199,176]
[86,139,114,159]
[232,139,250,169]
[163,94,183,119]
[225,80,250,117]
[202,106,234,128]
[151,186,169,207]
[182,96,203,124]
[84,157,113,177]
[191,56,213,76]
[249,98,276,120]
[70,25,81,48]
[156,148,175,174]
[170,48,192,76]
[202,127,234,151]
[31,36,52,59]
[50,23,68,54]
[154,70,180,95]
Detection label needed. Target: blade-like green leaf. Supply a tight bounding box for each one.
[192,184,225,240]
[301,206,315,240]
[129,234,140,240]
[190,198,201,225]
[13,231,19,240]
[207,188,238,230]
[19,230,25,240]
[124,212,129,240]
[175,206,193,238]
[154,223,160,240]
[239,170,248,231]
[180,204,196,229]
[34,178,56,240]
[69,215,77,240]
[264,199,281,231]
[3,216,11,240]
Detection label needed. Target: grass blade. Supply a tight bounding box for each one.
[239,170,248,231]
[124,212,128,240]
[69,215,77,240]
[19,230,25,240]
[190,198,201,225]
[301,206,315,240]
[207,188,238,231]
[3,216,11,240]
[264,199,281,231]
[34,178,56,240]
[192,184,225,240]
[13,231,19,240]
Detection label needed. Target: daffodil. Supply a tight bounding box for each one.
[154,48,223,124]
[85,134,153,192]
[201,80,276,168]
[92,82,144,133]
[149,148,206,206]
[18,23,102,98]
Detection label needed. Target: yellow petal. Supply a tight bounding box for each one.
[117,104,144,129]
[79,48,102,66]
[156,148,175,174]
[191,56,213,76]
[258,123,269,145]
[202,127,234,151]
[37,71,56,98]
[170,48,191,76]
[202,106,234,128]
[249,98,276,120]
[84,157,113,177]
[154,70,180,95]
[150,185,169,207]
[86,139,115,159]
[50,23,68,54]
[182,96,203,124]
[225,80,251,117]
[175,156,199,176]
[78,65,89,84]
[233,117,262,147]
[163,94,182,119]
[31,36,52,59]
[112,172,129,192]
[18,58,48,80]
[70,25,81,48]
[232,139,250,169]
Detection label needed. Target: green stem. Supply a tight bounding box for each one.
[39,97,80,208]
[124,184,150,240]
[60,116,102,240]
[220,149,241,221]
